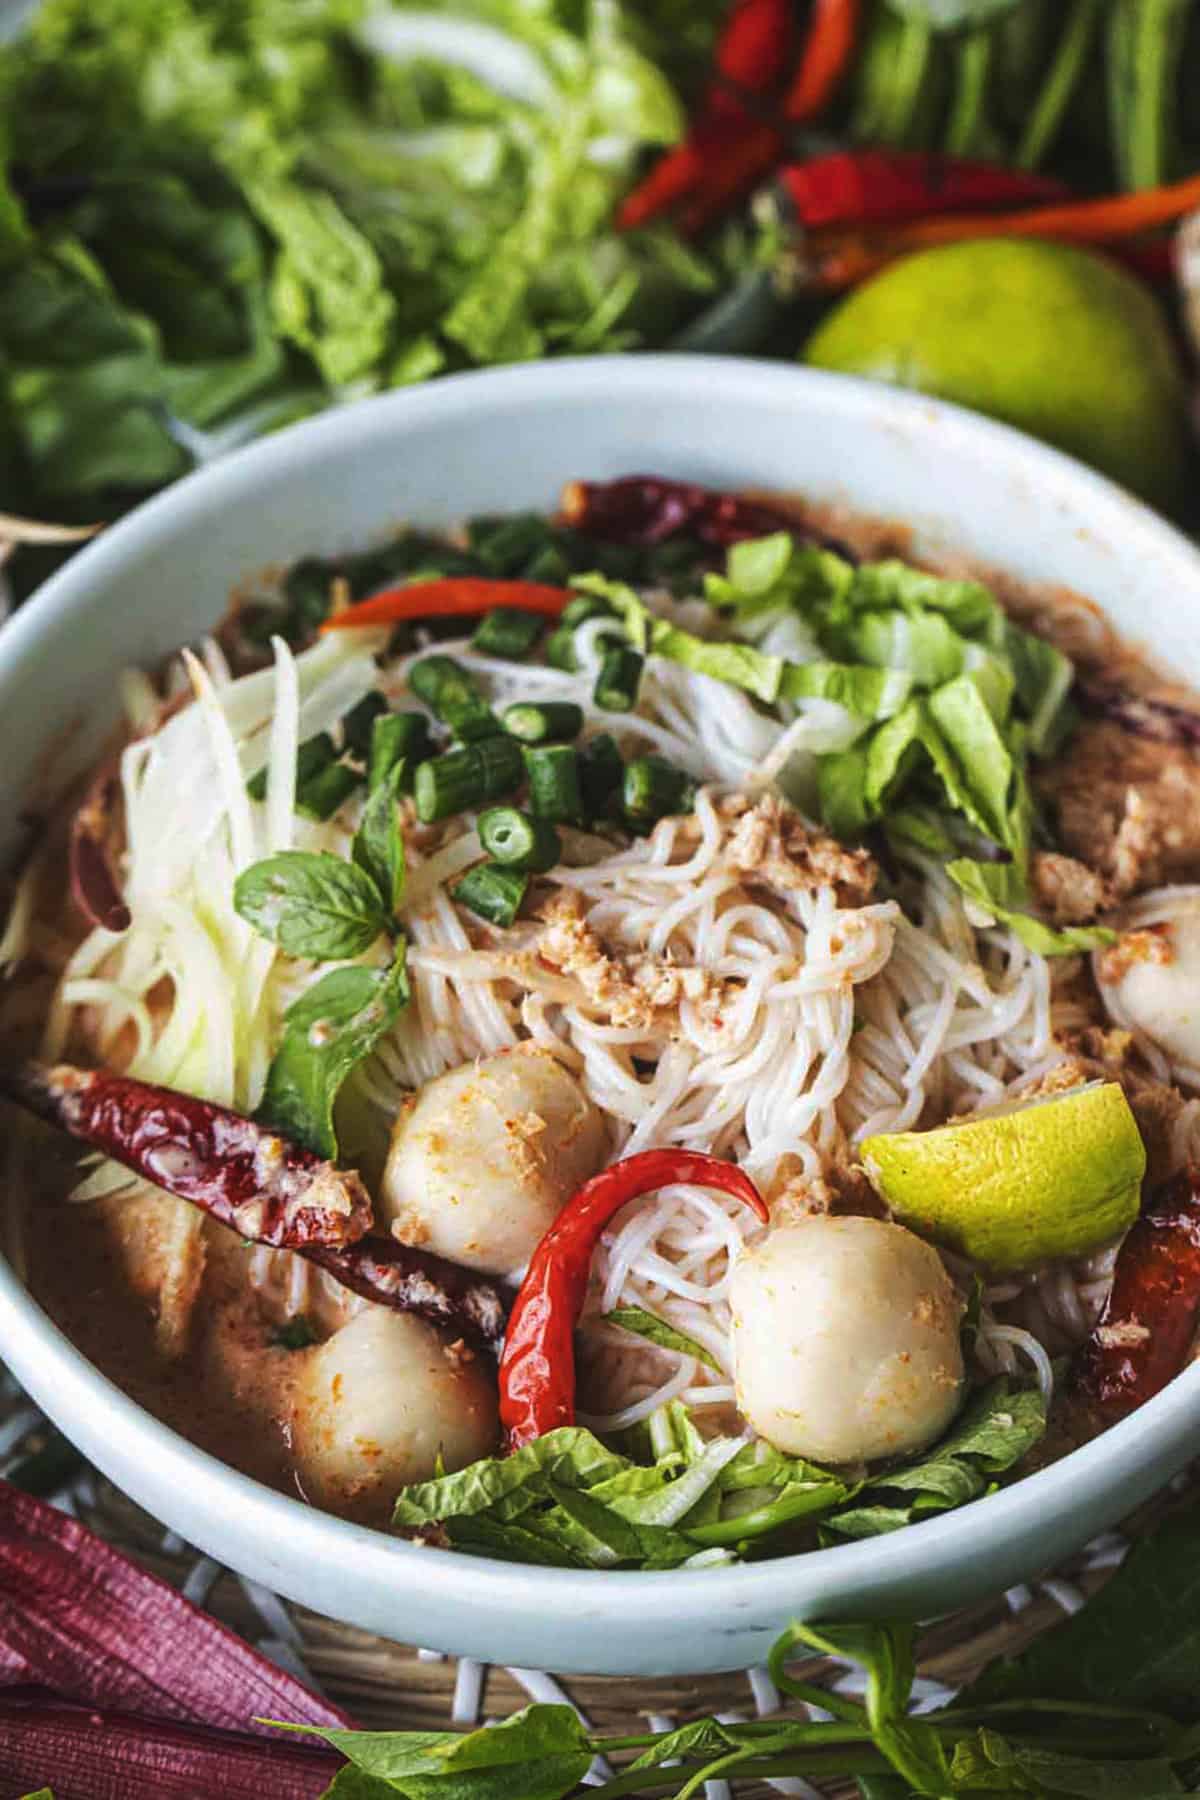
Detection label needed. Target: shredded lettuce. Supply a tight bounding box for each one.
[697,532,1102,949]
[0,0,737,523]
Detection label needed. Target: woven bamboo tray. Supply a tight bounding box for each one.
[2,1367,1190,1799]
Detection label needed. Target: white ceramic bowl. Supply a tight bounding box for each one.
[3,357,1200,1676]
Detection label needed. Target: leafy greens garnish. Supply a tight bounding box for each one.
[235,744,410,1155]
[233,853,391,961]
[700,533,1113,956]
[389,1379,1044,1570]
[279,1496,1200,1798]
[257,952,410,1161]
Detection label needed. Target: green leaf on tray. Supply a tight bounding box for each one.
[283,1705,592,1800]
[233,851,390,960]
[964,1504,1200,1723]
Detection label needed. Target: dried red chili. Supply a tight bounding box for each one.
[306,1236,507,1354]
[1,1060,372,1250]
[559,475,799,550]
[498,1149,767,1450]
[1075,1168,1200,1419]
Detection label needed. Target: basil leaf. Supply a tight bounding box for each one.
[604,1305,720,1372]
[351,763,406,913]
[256,951,409,1159]
[234,852,388,960]
[947,858,1118,956]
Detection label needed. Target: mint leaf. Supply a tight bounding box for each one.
[234,852,388,960]
[604,1305,720,1372]
[256,951,409,1158]
[351,762,406,914]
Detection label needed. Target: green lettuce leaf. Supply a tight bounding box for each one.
[825,1378,1047,1540]
[947,858,1118,956]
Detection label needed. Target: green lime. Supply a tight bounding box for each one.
[804,239,1190,513]
[861,1081,1145,1271]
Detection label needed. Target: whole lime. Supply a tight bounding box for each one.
[804,238,1190,513]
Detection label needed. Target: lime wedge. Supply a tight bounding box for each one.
[862,1082,1145,1271]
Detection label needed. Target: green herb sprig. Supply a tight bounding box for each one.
[233,761,409,1157]
[271,1497,1200,1796]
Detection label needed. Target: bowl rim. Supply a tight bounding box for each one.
[4,351,1200,1623]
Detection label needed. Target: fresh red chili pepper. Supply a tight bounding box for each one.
[615,0,794,232]
[1,1060,373,1250]
[1075,1168,1200,1419]
[775,151,1069,233]
[559,476,799,550]
[69,760,130,935]
[321,577,570,635]
[498,1150,767,1449]
[677,0,864,236]
[305,1236,507,1354]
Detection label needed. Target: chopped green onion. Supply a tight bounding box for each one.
[247,730,335,802]
[369,712,430,792]
[579,732,624,820]
[414,736,523,823]
[342,691,387,757]
[502,701,584,744]
[409,654,481,714]
[296,760,362,821]
[443,699,502,742]
[409,654,498,741]
[468,512,549,574]
[594,645,644,713]
[544,626,579,673]
[523,743,584,825]
[623,754,695,823]
[479,806,562,873]
[472,608,546,658]
[452,861,529,927]
[562,593,617,628]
